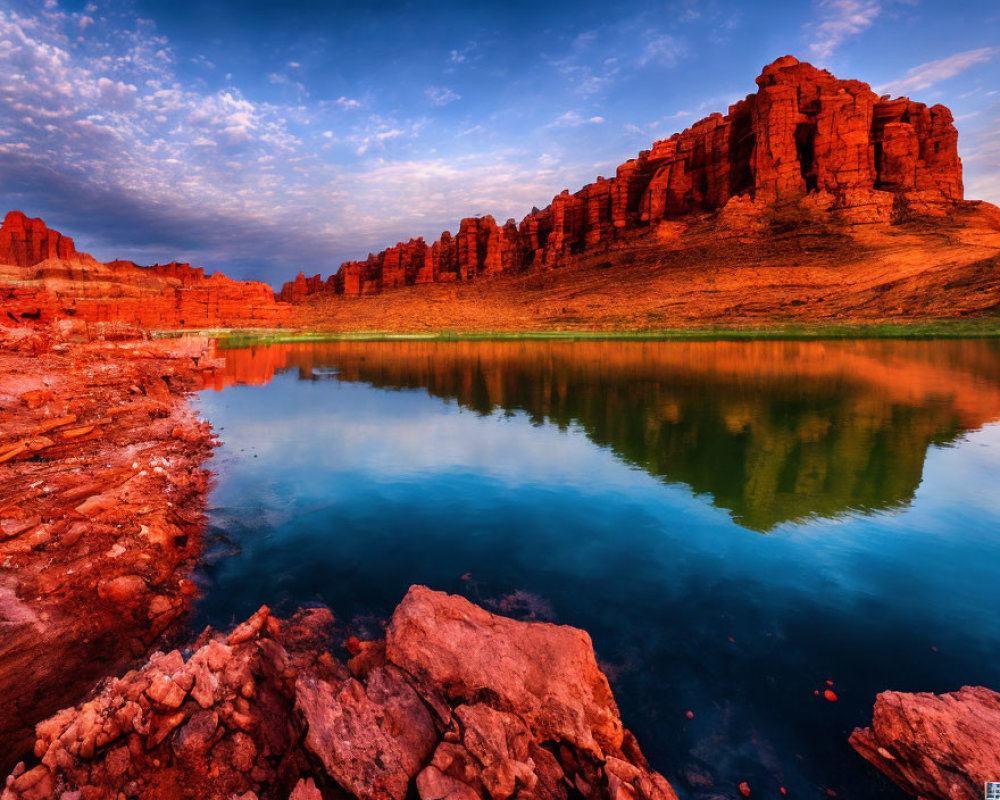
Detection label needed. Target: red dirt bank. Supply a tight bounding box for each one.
[0,321,221,773]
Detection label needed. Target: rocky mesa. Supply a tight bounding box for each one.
[0,211,291,330]
[279,56,1000,318]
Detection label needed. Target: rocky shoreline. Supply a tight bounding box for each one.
[2,586,679,800]
[1,321,997,800]
[0,321,220,772]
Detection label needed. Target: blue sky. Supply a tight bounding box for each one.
[0,0,998,287]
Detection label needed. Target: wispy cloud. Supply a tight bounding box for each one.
[425,86,461,107]
[543,111,606,130]
[547,20,688,98]
[808,0,882,61]
[877,48,1000,94]
[448,41,477,65]
[637,34,687,68]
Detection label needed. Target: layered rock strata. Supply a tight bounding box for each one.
[279,55,966,302]
[0,321,224,774]
[0,212,290,330]
[2,586,676,800]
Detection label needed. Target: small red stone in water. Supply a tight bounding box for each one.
[813,690,820,696]
[780,789,786,795]
[344,636,361,655]
[826,790,837,797]
[461,573,471,581]
[738,782,751,798]
[728,637,735,643]
[824,689,838,702]
[685,710,694,719]
[826,680,834,686]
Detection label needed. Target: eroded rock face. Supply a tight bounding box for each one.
[850,686,1000,800]
[0,212,78,268]
[2,586,676,800]
[387,585,625,757]
[280,55,966,303]
[0,217,291,330]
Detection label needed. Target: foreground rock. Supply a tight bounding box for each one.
[2,586,677,800]
[850,686,1000,800]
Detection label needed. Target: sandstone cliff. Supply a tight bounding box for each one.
[0,212,290,330]
[279,55,982,304]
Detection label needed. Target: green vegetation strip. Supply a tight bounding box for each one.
[202,317,1000,349]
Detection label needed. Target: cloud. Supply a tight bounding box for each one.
[96,76,137,108]
[638,34,687,68]
[348,115,425,155]
[425,86,461,107]
[808,0,882,61]
[547,19,687,98]
[960,105,1000,206]
[544,111,606,130]
[448,41,477,65]
[877,48,1000,94]
[0,4,632,286]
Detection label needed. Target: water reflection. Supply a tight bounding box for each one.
[196,338,1000,800]
[209,339,1000,531]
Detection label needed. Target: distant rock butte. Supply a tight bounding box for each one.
[278,55,966,302]
[0,211,290,329]
[0,211,79,267]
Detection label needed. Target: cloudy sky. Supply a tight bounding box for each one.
[1,0,998,287]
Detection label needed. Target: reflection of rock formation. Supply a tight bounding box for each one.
[213,339,1000,531]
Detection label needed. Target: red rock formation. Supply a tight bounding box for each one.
[0,216,292,329]
[850,686,1000,800]
[0,331,221,775]
[278,55,967,304]
[0,212,78,268]
[2,586,677,800]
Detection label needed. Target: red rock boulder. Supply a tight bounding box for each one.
[850,685,1000,800]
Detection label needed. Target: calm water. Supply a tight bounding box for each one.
[194,339,1000,800]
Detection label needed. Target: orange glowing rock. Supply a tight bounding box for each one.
[824,689,839,702]
[738,781,751,798]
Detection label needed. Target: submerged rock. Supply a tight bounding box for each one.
[1,586,677,800]
[850,685,1000,800]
